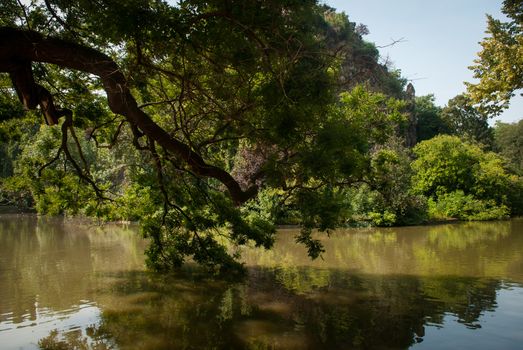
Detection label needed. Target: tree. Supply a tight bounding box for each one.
[414,94,494,147]
[466,0,523,114]
[441,94,493,147]
[411,135,519,220]
[494,119,523,175]
[0,1,394,271]
[414,94,448,143]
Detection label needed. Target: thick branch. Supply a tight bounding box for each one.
[8,62,63,125]
[0,27,257,204]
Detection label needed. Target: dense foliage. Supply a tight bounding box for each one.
[494,119,523,175]
[0,0,521,272]
[412,135,520,219]
[466,0,523,114]
[414,95,448,143]
[440,94,493,147]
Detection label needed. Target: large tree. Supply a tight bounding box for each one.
[466,0,523,114]
[441,94,493,147]
[0,0,397,271]
[414,94,447,143]
[494,119,523,175]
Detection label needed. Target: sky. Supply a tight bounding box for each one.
[324,0,522,124]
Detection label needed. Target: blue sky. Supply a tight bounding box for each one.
[324,0,522,124]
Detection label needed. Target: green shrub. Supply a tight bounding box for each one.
[428,190,510,221]
[413,135,520,219]
[367,211,396,227]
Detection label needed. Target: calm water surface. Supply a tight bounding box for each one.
[0,215,522,349]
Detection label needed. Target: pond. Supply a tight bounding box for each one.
[0,215,522,349]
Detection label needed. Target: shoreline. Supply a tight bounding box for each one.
[0,207,519,230]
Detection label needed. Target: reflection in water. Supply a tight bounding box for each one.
[240,220,523,282]
[0,215,145,349]
[0,216,522,349]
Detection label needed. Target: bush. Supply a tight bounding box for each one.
[344,183,427,227]
[428,190,510,221]
[412,135,519,219]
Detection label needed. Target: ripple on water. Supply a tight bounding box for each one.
[0,301,102,350]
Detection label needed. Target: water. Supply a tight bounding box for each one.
[0,215,522,349]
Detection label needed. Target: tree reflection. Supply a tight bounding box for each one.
[0,215,145,328]
[38,268,502,350]
[0,216,519,349]
[39,328,114,350]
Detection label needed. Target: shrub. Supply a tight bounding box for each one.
[428,190,510,221]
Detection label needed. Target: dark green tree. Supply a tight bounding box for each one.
[494,119,523,175]
[441,94,494,147]
[414,94,448,143]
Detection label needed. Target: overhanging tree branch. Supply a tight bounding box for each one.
[0,26,257,204]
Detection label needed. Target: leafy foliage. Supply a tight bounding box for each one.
[414,94,448,143]
[343,137,427,227]
[441,94,493,147]
[466,0,523,114]
[428,191,509,221]
[415,93,494,147]
[493,119,523,175]
[412,135,519,220]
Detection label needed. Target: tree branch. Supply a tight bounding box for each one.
[38,147,62,177]
[0,27,257,204]
[61,113,110,201]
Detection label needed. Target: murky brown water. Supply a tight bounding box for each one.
[0,215,522,349]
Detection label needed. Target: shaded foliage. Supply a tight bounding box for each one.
[414,94,448,143]
[441,94,494,147]
[494,119,523,175]
[0,0,413,270]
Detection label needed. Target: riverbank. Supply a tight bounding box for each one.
[0,205,35,214]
